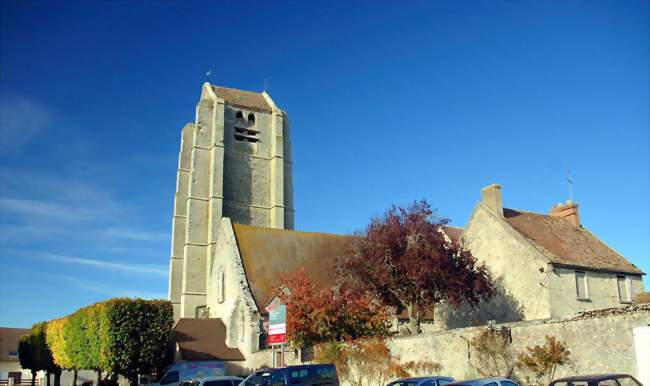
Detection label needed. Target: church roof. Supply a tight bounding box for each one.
[503,208,643,275]
[211,85,273,112]
[173,318,245,361]
[232,223,466,315]
[232,224,351,311]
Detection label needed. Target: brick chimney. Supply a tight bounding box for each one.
[481,183,503,218]
[550,200,580,228]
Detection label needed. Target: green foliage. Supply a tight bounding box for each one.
[518,336,570,383]
[18,323,59,373]
[39,298,173,383]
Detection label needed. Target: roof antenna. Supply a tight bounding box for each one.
[566,170,574,203]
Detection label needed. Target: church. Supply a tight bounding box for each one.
[167,83,645,368]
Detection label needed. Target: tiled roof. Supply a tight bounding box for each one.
[232,224,352,311]
[211,85,272,112]
[0,327,29,362]
[173,319,244,361]
[503,208,643,275]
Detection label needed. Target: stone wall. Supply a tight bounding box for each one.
[388,304,650,383]
[228,304,650,385]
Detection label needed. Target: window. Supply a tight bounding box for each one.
[248,113,255,123]
[217,267,225,304]
[234,127,259,143]
[235,110,244,120]
[8,372,22,384]
[204,382,235,386]
[618,276,633,303]
[160,371,179,385]
[421,382,435,386]
[575,271,588,300]
[501,381,520,386]
[438,380,453,386]
[616,376,643,386]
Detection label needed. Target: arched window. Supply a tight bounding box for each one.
[217,267,225,304]
[247,113,255,124]
[235,111,244,120]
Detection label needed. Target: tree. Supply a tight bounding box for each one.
[278,269,392,348]
[339,200,495,333]
[19,323,61,386]
[518,336,570,383]
[470,327,517,377]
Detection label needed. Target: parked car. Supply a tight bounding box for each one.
[153,362,227,386]
[238,364,339,385]
[447,377,520,386]
[387,376,455,386]
[195,376,244,386]
[549,374,643,386]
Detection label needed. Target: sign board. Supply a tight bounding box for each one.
[266,304,286,345]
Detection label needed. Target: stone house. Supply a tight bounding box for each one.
[0,327,34,386]
[456,183,645,325]
[167,83,645,366]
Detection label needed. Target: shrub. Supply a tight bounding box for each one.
[470,327,517,377]
[518,336,570,383]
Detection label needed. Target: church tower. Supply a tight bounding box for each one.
[168,83,294,319]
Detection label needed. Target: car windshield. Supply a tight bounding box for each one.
[387,382,419,386]
[240,371,272,385]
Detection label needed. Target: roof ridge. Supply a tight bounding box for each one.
[211,84,264,95]
[232,223,352,238]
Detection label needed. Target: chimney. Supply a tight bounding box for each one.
[481,183,503,218]
[550,200,580,228]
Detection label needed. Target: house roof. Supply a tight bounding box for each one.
[211,85,272,112]
[173,319,245,361]
[0,327,29,362]
[503,208,643,275]
[232,224,352,311]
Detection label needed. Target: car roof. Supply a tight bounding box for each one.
[198,376,243,381]
[397,377,454,381]
[551,374,636,383]
[448,377,514,386]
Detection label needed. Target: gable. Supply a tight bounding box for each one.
[503,208,643,275]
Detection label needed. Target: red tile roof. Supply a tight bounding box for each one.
[503,208,643,275]
[0,327,29,362]
[211,86,272,112]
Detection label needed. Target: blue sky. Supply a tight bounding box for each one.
[0,1,648,327]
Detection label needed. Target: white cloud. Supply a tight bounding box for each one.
[100,227,168,242]
[0,95,51,154]
[0,198,97,221]
[46,274,166,299]
[26,251,168,277]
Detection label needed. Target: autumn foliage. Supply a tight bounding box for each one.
[278,269,392,347]
[339,200,495,333]
[518,336,570,383]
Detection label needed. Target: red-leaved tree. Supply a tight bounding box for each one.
[338,200,495,334]
[278,269,392,347]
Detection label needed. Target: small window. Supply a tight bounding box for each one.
[248,113,255,123]
[160,371,179,385]
[618,276,632,303]
[575,271,588,300]
[235,111,244,120]
[438,380,453,386]
[501,381,520,386]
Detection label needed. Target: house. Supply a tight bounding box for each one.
[460,183,644,323]
[0,327,37,386]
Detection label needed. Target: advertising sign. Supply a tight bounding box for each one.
[267,304,286,345]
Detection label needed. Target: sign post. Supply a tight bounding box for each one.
[266,303,287,367]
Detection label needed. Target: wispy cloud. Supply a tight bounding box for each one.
[25,251,168,277]
[0,95,51,154]
[100,227,168,242]
[0,198,97,221]
[45,274,166,299]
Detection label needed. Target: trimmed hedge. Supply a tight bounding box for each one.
[32,298,173,384]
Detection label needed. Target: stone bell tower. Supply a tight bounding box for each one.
[168,83,294,319]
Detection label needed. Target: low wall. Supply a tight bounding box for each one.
[388,304,650,382]
[230,304,650,385]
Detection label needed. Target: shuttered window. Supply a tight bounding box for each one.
[617,276,632,303]
[575,271,588,300]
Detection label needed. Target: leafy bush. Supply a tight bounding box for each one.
[470,327,517,377]
[518,336,570,383]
